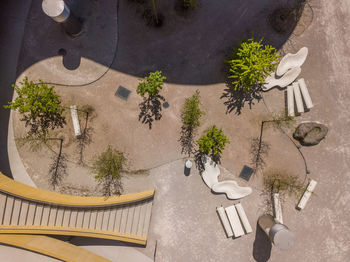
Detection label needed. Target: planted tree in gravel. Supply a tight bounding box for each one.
[137,71,167,129]
[180,90,204,156]
[226,36,279,92]
[4,77,66,138]
[92,145,126,196]
[197,125,230,163]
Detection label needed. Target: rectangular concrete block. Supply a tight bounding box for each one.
[235,203,252,234]
[225,205,245,238]
[217,206,233,238]
[298,180,318,210]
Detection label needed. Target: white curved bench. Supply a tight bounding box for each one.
[201,155,220,188]
[276,47,308,76]
[212,181,252,200]
[262,67,301,91]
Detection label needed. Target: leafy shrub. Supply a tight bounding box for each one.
[137,71,166,97]
[4,77,66,137]
[263,170,304,198]
[197,125,230,160]
[180,90,204,156]
[92,146,126,196]
[226,36,279,92]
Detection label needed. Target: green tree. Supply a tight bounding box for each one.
[226,36,279,92]
[137,71,166,97]
[92,145,126,196]
[197,125,230,161]
[180,90,204,156]
[4,77,66,137]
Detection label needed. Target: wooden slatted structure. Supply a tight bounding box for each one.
[0,173,154,245]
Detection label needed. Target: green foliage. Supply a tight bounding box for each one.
[183,0,198,8]
[197,125,230,158]
[271,110,296,129]
[263,170,304,198]
[92,145,126,196]
[137,71,166,97]
[180,90,204,156]
[181,90,204,131]
[226,36,279,92]
[4,77,65,137]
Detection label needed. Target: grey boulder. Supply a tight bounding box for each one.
[293,122,328,146]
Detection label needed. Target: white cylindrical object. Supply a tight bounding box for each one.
[298,78,313,109]
[273,193,283,224]
[235,203,252,234]
[297,179,317,210]
[293,82,304,113]
[287,84,294,116]
[185,160,192,169]
[42,0,70,23]
[217,207,233,238]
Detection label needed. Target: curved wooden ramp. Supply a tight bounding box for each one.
[0,234,111,262]
[0,173,154,245]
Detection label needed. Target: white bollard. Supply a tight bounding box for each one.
[42,0,70,23]
[217,207,233,238]
[287,84,295,116]
[298,78,314,109]
[235,203,252,234]
[293,82,304,113]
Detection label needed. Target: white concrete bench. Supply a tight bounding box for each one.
[298,78,313,109]
[276,47,308,76]
[225,205,245,238]
[235,203,252,234]
[297,180,317,210]
[287,84,295,116]
[293,82,304,113]
[273,193,283,224]
[217,206,233,238]
[70,105,81,137]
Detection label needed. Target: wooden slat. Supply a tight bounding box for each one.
[95,209,104,230]
[113,208,122,232]
[89,210,97,229]
[62,209,71,227]
[48,206,58,226]
[119,206,129,233]
[136,203,146,237]
[131,204,141,236]
[76,209,84,228]
[3,196,14,225]
[41,206,51,226]
[142,201,153,237]
[69,210,78,228]
[82,210,91,229]
[0,193,7,223]
[102,208,110,231]
[55,207,64,227]
[125,205,135,235]
[107,209,116,231]
[11,198,22,225]
[33,204,43,226]
[26,203,36,226]
[18,200,29,225]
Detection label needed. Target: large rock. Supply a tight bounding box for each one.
[293,122,328,146]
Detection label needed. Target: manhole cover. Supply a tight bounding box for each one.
[58,48,67,56]
[115,86,131,101]
[239,165,254,181]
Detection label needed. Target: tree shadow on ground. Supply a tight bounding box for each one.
[76,109,94,165]
[179,126,196,157]
[221,81,263,115]
[49,138,68,189]
[253,222,272,262]
[138,95,165,129]
[97,175,123,197]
